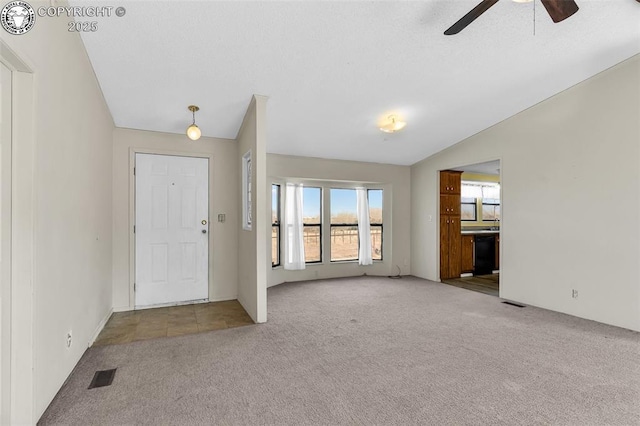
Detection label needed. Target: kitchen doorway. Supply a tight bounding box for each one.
[440,160,501,297]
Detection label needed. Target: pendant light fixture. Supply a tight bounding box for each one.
[379,114,407,133]
[186,105,201,141]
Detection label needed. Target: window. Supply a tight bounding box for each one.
[329,188,384,262]
[283,184,385,265]
[481,182,501,222]
[330,189,359,261]
[242,151,252,230]
[303,187,322,263]
[271,184,280,267]
[482,198,500,221]
[461,197,477,221]
[461,182,500,223]
[368,189,383,261]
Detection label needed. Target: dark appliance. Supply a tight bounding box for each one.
[474,235,495,275]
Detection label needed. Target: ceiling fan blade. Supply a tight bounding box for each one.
[540,0,579,23]
[444,0,500,35]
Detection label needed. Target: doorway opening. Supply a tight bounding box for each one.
[439,160,501,297]
[134,153,210,308]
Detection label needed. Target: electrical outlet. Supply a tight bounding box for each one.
[66,331,72,348]
[571,289,579,299]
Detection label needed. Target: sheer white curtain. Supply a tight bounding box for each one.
[284,183,305,270]
[461,183,482,198]
[356,187,373,266]
[482,184,501,200]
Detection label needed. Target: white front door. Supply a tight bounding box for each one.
[135,153,209,307]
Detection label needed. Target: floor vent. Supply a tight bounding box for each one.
[502,301,526,308]
[88,368,117,389]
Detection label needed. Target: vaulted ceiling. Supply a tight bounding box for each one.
[74,0,640,165]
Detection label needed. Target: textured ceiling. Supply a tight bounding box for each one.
[73,0,640,165]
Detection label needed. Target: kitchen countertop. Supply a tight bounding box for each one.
[461,229,500,235]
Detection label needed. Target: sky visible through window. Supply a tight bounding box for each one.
[271,185,279,222]
[276,185,374,221]
[303,187,321,221]
[368,189,382,209]
[301,187,383,221]
[330,189,356,223]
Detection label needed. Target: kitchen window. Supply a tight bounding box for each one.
[482,198,501,221]
[461,197,477,221]
[461,182,500,223]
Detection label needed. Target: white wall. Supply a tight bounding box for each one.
[411,55,640,331]
[236,96,268,323]
[1,2,115,421]
[267,154,411,287]
[112,128,239,310]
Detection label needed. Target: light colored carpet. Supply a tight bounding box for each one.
[39,276,640,425]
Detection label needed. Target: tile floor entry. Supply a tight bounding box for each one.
[93,300,254,346]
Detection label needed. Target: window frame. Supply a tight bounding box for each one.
[329,223,360,263]
[461,197,478,222]
[481,199,500,222]
[329,188,359,262]
[271,184,281,268]
[368,189,383,261]
[303,186,323,264]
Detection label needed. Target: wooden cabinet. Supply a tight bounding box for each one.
[440,171,461,194]
[439,170,463,280]
[461,235,474,273]
[440,194,460,216]
[440,216,461,279]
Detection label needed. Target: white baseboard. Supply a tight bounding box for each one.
[209,295,238,303]
[89,307,113,347]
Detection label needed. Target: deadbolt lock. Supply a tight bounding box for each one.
[201,220,207,225]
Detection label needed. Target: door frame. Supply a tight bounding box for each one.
[129,148,215,310]
[437,157,503,291]
[1,40,35,425]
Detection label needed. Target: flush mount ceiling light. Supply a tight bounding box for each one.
[379,115,407,133]
[186,105,201,141]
